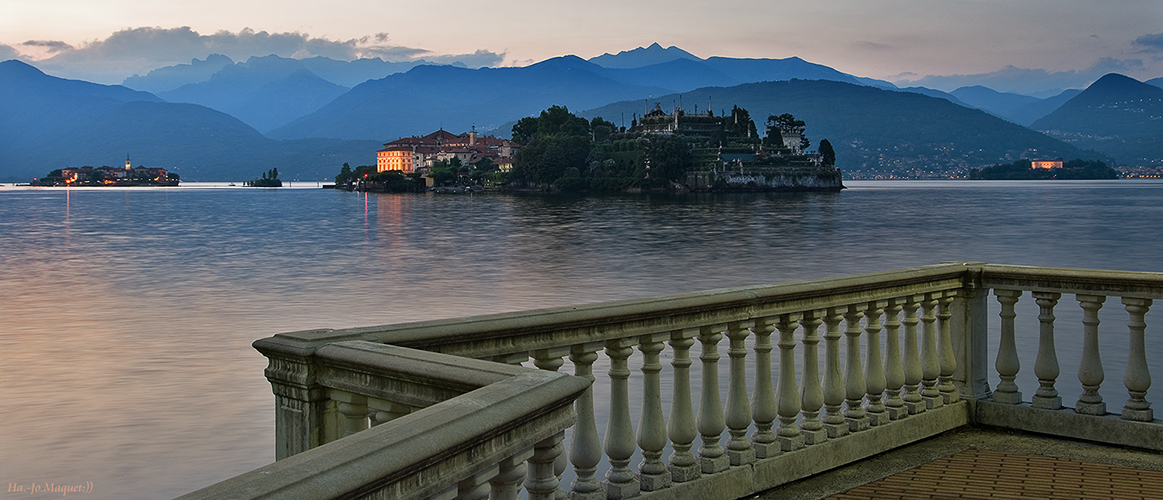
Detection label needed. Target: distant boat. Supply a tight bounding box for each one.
[228,182,236,186]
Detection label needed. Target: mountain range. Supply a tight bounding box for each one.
[2,43,1161,181]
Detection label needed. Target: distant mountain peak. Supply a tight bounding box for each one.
[588,43,702,69]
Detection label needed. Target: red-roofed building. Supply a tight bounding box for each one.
[376,129,518,174]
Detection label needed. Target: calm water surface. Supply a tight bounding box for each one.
[1,181,1160,499]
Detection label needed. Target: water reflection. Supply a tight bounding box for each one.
[0,181,1160,499]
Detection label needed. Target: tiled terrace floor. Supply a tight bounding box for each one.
[757,427,1163,500]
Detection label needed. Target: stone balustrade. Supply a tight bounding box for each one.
[179,263,1163,500]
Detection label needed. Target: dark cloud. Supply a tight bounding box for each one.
[1133,33,1163,54]
[897,58,1145,96]
[18,27,505,84]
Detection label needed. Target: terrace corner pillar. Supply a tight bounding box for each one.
[949,263,991,401]
[253,333,332,460]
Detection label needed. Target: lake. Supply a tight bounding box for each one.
[1,180,1160,499]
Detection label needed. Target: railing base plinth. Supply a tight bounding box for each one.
[800,428,828,445]
[1075,402,1107,415]
[845,417,870,432]
[866,411,889,427]
[1122,408,1154,422]
[669,463,701,483]
[568,487,605,500]
[904,401,926,415]
[823,422,849,438]
[700,455,730,474]
[639,471,672,492]
[885,406,908,420]
[727,448,756,466]
[1031,396,1062,410]
[752,441,781,458]
[778,434,805,451]
[923,396,944,410]
[991,392,1023,405]
[941,390,960,404]
[603,479,640,500]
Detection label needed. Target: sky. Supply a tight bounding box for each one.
[2,0,1162,95]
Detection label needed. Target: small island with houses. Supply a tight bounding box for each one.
[31,155,179,186]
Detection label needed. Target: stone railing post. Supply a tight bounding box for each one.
[775,313,804,451]
[533,349,569,500]
[569,343,605,500]
[882,300,907,419]
[821,308,848,437]
[667,329,700,483]
[949,263,990,401]
[1075,295,1107,415]
[490,451,532,500]
[638,333,672,491]
[1121,298,1154,422]
[749,318,779,458]
[843,304,869,432]
[1032,292,1063,409]
[798,310,828,443]
[253,338,332,460]
[603,340,640,499]
[937,291,960,403]
[993,289,1023,404]
[697,326,729,474]
[333,391,369,438]
[901,296,925,414]
[724,321,755,465]
[526,432,566,500]
[863,301,888,426]
[920,293,943,409]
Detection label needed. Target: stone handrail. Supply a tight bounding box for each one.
[178,341,588,500]
[186,263,1162,499]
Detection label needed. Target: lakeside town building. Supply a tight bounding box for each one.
[376,129,517,174]
[46,155,175,186]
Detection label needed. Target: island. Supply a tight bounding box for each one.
[969,159,1118,180]
[31,156,178,186]
[244,168,283,187]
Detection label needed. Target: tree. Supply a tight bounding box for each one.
[590,117,616,143]
[818,139,836,166]
[336,163,353,186]
[642,134,693,182]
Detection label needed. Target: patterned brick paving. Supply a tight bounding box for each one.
[826,448,1163,500]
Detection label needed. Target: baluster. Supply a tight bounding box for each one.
[799,310,828,443]
[821,307,849,437]
[569,344,604,500]
[883,300,907,419]
[993,289,1023,404]
[533,349,569,500]
[603,340,640,499]
[901,296,925,414]
[1122,298,1154,422]
[749,318,779,458]
[488,450,530,500]
[775,313,805,450]
[333,392,368,438]
[637,334,671,491]
[368,398,410,426]
[457,468,498,500]
[1075,295,1107,415]
[667,330,700,482]
[920,293,943,409]
[863,300,888,426]
[843,304,869,432]
[1031,292,1063,409]
[937,291,960,403]
[724,322,755,465]
[697,326,729,473]
[526,433,565,500]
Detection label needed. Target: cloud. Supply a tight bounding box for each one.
[14,27,505,84]
[897,58,1146,96]
[1133,33,1163,54]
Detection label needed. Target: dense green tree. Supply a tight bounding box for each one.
[818,139,836,166]
[335,163,353,186]
[590,117,616,143]
[642,134,693,182]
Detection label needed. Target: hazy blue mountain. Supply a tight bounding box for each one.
[1006,89,1081,127]
[600,58,739,93]
[950,86,1040,120]
[1032,73,1163,164]
[895,86,973,107]
[588,43,702,68]
[122,54,235,94]
[268,56,673,141]
[0,60,380,181]
[581,79,1104,172]
[158,55,351,133]
[701,56,876,88]
[294,56,433,87]
[1146,77,1162,89]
